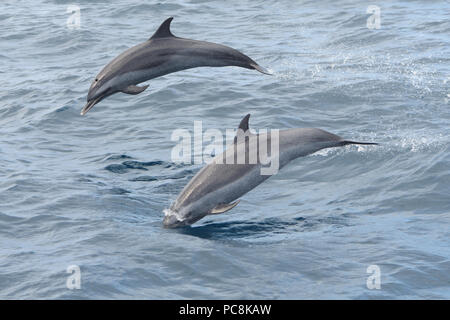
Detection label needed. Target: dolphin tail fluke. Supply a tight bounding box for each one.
[340,140,379,146]
[209,200,240,215]
[250,63,272,75]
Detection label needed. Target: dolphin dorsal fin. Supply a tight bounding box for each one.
[234,114,251,143]
[238,114,250,132]
[150,17,175,40]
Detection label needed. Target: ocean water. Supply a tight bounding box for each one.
[1,0,449,299]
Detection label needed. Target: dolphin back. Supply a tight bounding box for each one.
[145,17,270,74]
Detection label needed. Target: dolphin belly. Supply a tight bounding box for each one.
[187,164,268,210]
[167,163,268,227]
[111,53,232,90]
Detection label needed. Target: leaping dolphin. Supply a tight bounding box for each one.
[163,114,378,228]
[81,17,270,115]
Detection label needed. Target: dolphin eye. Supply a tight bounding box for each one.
[95,78,98,82]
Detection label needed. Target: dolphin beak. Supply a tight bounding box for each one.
[80,96,102,116]
[163,214,184,228]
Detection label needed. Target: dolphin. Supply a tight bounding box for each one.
[163,114,378,228]
[81,17,270,115]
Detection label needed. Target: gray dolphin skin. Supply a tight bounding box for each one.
[163,114,378,228]
[81,17,271,115]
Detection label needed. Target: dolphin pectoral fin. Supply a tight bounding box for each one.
[250,63,272,75]
[121,85,149,95]
[209,200,240,215]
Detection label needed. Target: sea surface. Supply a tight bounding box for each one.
[0,0,449,299]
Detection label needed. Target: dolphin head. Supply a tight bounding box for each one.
[81,73,119,115]
[162,204,209,229]
[162,209,189,228]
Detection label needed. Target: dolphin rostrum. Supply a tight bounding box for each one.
[81,17,270,115]
[163,114,378,228]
